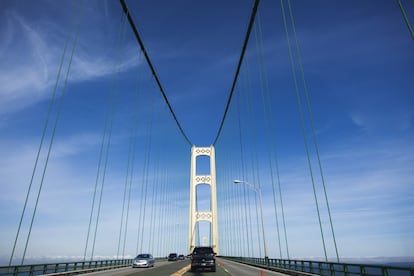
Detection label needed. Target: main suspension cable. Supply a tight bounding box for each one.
[119,0,192,146]
[397,0,414,40]
[213,0,260,146]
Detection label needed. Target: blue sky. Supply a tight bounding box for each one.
[0,0,413,265]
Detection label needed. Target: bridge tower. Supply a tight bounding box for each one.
[188,145,219,255]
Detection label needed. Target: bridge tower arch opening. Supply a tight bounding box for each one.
[188,145,219,255]
[193,221,213,247]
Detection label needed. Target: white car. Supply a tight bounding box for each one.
[132,254,155,268]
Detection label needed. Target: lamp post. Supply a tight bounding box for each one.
[234,179,268,263]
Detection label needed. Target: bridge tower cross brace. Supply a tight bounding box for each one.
[188,145,219,255]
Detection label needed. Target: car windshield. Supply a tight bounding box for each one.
[136,254,150,258]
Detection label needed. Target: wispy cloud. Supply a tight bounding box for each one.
[0,131,100,202]
[349,109,412,132]
[0,7,141,115]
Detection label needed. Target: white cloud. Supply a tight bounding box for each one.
[349,111,367,129]
[0,132,100,204]
[0,8,141,116]
[69,46,141,82]
[349,109,413,132]
[51,132,103,158]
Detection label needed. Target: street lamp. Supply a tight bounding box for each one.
[234,180,268,262]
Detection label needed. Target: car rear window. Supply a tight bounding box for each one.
[193,247,214,254]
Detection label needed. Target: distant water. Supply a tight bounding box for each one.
[384,262,414,268]
[323,257,414,268]
[0,256,131,267]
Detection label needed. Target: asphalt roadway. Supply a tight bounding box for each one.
[83,258,288,276]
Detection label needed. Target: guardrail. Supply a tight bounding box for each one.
[0,259,133,276]
[222,256,414,276]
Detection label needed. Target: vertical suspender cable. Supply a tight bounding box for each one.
[89,6,129,261]
[286,0,340,262]
[119,59,144,257]
[116,98,138,258]
[236,93,251,257]
[228,158,236,256]
[117,142,131,258]
[120,68,143,257]
[247,22,267,258]
[135,131,148,253]
[83,7,128,261]
[139,88,154,253]
[116,121,134,258]
[223,110,245,256]
[249,51,268,259]
[280,0,329,261]
[241,59,262,258]
[220,162,230,255]
[156,168,167,256]
[151,160,159,253]
[8,0,80,266]
[122,123,138,258]
[253,15,278,259]
[148,154,159,250]
[397,0,414,40]
[254,12,290,259]
[225,156,235,256]
[20,0,86,265]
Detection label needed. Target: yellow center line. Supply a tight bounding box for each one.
[170,264,191,276]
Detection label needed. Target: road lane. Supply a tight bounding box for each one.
[79,257,289,276]
[183,263,228,276]
[217,258,288,276]
[83,260,190,276]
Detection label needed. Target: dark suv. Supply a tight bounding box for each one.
[168,253,177,261]
[190,246,216,272]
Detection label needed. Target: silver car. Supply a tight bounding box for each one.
[132,253,155,268]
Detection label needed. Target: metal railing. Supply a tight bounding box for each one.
[222,256,414,276]
[0,259,133,276]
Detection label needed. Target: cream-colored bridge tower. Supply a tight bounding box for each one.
[188,145,219,254]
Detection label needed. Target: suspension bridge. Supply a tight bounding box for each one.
[1,0,413,275]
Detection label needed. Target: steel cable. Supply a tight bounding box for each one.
[213,0,261,146]
[241,57,264,258]
[286,0,340,261]
[397,0,414,40]
[120,62,143,257]
[280,0,330,261]
[119,0,192,146]
[83,7,128,261]
[116,70,142,258]
[20,0,86,264]
[254,11,290,259]
[8,0,81,266]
